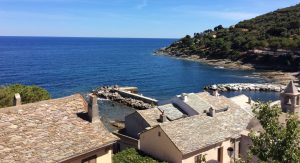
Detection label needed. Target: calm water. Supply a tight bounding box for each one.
[0,36,279,102]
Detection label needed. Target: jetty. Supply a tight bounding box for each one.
[93,85,157,110]
[204,83,300,92]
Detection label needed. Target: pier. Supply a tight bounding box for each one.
[93,85,157,110]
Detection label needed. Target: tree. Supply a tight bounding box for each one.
[203,29,213,34]
[159,3,300,71]
[214,25,224,31]
[289,21,300,30]
[266,27,287,37]
[249,103,300,163]
[113,148,163,163]
[181,35,193,47]
[0,84,50,108]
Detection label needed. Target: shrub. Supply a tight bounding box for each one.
[113,148,162,163]
[0,84,50,108]
[250,102,300,162]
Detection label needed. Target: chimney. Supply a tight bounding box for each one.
[248,96,252,104]
[159,111,167,123]
[180,93,188,102]
[13,93,21,106]
[211,84,219,97]
[209,107,215,117]
[88,94,100,123]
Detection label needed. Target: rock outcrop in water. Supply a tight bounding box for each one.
[93,86,155,110]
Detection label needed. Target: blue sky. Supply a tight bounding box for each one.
[0,0,299,38]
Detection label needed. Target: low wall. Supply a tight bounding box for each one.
[113,131,139,149]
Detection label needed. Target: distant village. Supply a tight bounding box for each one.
[0,81,299,163]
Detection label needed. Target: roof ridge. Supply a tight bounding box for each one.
[0,94,84,113]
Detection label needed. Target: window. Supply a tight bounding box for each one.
[194,154,202,163]
[158,131,161,137]
[238,142,241,157]
[218,147,223,163]
[82,155,97,163]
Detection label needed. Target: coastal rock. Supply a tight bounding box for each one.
[204,83,289,93]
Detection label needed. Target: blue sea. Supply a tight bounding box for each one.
[0,36,279,101]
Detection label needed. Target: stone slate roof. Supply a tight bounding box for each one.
[184,93,212,113]
[196,92,232,111]
[0,94,118,163]
[183,92,232,114]
[136,108,166,126]
[284,80,299,95]
[158,104,185,121]
[157,94,253,155]
[229,94,252,111]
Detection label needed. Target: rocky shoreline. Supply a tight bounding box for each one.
[204,83,293,92]
[93,86,155,110]
[155,50,299,85]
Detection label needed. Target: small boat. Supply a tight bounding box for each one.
[215,66,224,69]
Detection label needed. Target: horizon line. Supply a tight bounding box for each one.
[0,35,179,40]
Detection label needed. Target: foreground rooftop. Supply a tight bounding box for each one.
[0,94,118,162]
[150,93,254,155]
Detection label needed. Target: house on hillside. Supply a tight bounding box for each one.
[0,94,118,163]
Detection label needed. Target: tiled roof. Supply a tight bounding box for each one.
[158,104,185,120]
[158,94,253,155]
[136,108,165,126]
[0,94,118,163]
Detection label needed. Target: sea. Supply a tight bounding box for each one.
[0,36,279,101]
[0,36,281,130]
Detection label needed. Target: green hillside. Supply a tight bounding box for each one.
[159,4,300,71]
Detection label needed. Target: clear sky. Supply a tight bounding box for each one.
[0,0,299,38]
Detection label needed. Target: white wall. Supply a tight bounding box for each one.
[183,140,237,163]
[172,97,198,116]
[139,126,182,163]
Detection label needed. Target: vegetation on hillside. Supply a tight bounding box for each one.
[248,103,300,162]
[113,148,164,163]
[160,4,300,71]
[0,84,50,108]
